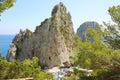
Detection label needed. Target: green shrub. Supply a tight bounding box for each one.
[0,56,53,79]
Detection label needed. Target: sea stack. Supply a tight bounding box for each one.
[7,2,74,68]
[77,21,99,41]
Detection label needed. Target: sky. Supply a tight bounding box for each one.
[0,0,120,34]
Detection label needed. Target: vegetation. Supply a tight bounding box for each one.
[74,28,109,68]
[72,5,120,79]
[104,5,120,49]
[1,1,120,80]
[73,27,120,80]
[0,0,15,15]
[0,55,53,80]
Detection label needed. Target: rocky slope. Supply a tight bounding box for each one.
[7,2,74,68]
[77,21,99,41]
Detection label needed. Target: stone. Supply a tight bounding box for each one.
[6,43,17,62]
[77,21,99,41]
[7,2,74,68]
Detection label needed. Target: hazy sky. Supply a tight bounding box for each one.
[0,0,119,34]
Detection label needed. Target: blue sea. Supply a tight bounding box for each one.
[0,35,15,57]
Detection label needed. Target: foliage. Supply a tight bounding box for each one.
[34,71,53,80]
[0,0,15,15]
[0,54,10,80]
[108,5,120,24]
[0,56,53,80]
[95,65,120,80]
[54,4,120,79]
[65,74,76,80]
[73,27,120,80]
[103,5,120,49]
[74,28,111,69]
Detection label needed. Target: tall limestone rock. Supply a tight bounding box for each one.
[77,21,99,41]
[7,2,74,68]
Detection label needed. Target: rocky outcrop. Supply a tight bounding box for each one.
[77,21,99,41]
[7,2,74,68]
[7,43,17,62]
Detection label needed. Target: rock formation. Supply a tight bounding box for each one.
[77,21,99,41]
[7,43,17,62]
[7,2,74,68]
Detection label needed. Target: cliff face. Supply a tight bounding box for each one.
[77,21,99,41]
[7,2,74,68]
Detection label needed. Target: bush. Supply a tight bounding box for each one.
[0,56,53,79]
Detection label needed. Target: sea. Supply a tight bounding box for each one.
[0,35,15,57]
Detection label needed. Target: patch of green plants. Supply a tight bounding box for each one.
[0,55,53,80]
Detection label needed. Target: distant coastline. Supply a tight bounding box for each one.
[0,35,15,57]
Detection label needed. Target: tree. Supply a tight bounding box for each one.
[73,27,120,80]
[108,5,120,24]
[103,5,120,49]
[74,28,111,69]
[0,0,15,15]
